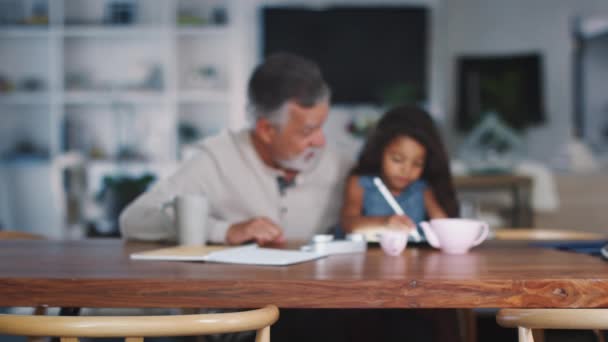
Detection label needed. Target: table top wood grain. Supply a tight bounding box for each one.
[1,239,608,309]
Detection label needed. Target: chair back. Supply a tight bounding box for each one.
[494,228,606,241]
[0,305,279,342]
[497,308,608,342]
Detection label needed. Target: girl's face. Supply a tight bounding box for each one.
[381,136,426,194]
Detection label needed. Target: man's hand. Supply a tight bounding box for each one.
[226,217,286,246]
[386,214,416,231]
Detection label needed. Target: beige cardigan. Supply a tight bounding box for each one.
[119,130,352,243]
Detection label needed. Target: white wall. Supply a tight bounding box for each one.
[47,0,601,166]
[442,0,608,161]
[237,0,608,163]
[583,33,608,152]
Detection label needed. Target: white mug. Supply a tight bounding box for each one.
[165,195,208,246]
[420,218,489,254]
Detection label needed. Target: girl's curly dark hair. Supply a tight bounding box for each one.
[351,105,459,217]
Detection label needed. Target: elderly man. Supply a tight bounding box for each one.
[120,52,352,245]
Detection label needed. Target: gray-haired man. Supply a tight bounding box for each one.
[120,53,352,245]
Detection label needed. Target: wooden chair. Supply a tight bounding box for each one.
[496,309,608,342]
[493,228,606,241]
[0,230,49,342]
[0,305,279,342]
[484,228,608,342]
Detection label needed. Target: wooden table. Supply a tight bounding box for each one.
[1,239,608,309]
[454,174,533,227]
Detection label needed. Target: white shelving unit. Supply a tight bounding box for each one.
[0,0,248,238]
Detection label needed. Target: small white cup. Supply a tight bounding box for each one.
[380,230,409,256]
[165,195,208,246]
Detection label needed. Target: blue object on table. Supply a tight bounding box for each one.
[531,241,608,258]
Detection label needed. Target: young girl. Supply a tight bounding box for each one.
[341,105,459,236]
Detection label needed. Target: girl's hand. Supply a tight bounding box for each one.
[386,214,416,231]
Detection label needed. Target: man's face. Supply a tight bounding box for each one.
[269,100,329,172]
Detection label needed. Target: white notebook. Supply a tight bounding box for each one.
[130,244,327,266]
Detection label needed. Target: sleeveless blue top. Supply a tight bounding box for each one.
[358,175,428,238]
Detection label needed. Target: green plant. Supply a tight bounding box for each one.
[95,174,156,235]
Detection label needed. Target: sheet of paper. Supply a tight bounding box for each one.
[204,245,327,266]
[129,245,230,261]
[130,244,327,266]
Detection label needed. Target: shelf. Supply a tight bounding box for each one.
[0,157,51,168]
[64,90,166,105]
[0,0,244,243]
[0,26,51,38]
[63,26,166,38]
[86,159,177,168]
[0,2,241,161]
[0,92,51,106]
[178,89,231,103]
[176,26,231,37]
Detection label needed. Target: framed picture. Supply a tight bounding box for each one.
[455,53,545,131]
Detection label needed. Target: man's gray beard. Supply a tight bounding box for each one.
[277,147,323,172]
